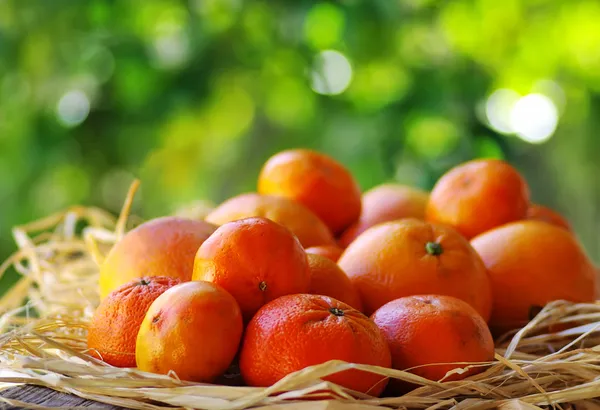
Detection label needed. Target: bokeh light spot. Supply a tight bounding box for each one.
[510,93,559,144]
[485,89,520,134]
[311,50,353,96]
[304,3,345,50]
[56,90,90,128]
[405,116,461,159]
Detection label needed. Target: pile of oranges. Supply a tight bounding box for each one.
[87,149,599,397]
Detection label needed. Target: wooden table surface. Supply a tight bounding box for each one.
[0,385,124,409]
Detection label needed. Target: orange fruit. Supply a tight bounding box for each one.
[257,149,362,235]
[371,295,494,383]
[205,193,335,248]
[192,217,310,321]
[136,281,243,382]
[239,294,391,396]
[338,218,492,320]
[471,220,597,334]
[307,254,363,311]
[87,276,180,368]
[305,245,344,262]
[339,184,429,248]
[99,216,216,300]
[425,159,530,239]
[527,204,572,232]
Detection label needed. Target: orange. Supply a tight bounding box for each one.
[339,184,429,248]
[136,281,243,382]
[425,159,530,239]
[257,149,362,235]
[527,204,572,232]
[239,294,391,396]
[192,217,310,321]
[99,216,216,300]
[305,245,344,262]
[307,254,363,311]
[86,276,180,368]
[371,295,494,383]
[205,193,335,248]
[338,218,492,320]
[471,220,597,335]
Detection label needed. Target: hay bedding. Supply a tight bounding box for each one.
[1,182,600,410]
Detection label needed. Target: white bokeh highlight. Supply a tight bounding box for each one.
[509,93,559,144]
[56,90,90,127]
[311,50,353,96]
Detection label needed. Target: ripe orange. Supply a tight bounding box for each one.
[136,281,243,382]
[527,204,572,232]
[471,220,597,334]
[205,193,336,248]
[425,159,530,239]
[192,217,310,321]
[99,216,216,300]
[305,245,344,262]
[338,218,492,320]
[87,276,180,368]
[307,254,363,311]
[339,184,429,248]
[257,149,362,235]
[371,295,494,383]
[239,294,391,396]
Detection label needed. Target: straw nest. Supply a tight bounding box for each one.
[1,181,600,410]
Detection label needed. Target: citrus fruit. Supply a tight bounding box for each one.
[337,218,492,319]
[99,216,216,300]
[471,220,597,334]
[136,281,243,382]
[239,294,391,396]
[371,295,494,383]
[205,192,335,248]
[339,184,429,248]
[87,276,180,368]
[527,204,572,232]
[192,217,310,321]
[305,245,344,262]
[257,149,362,235]
[425,159,530,239]
[307,254,363,311]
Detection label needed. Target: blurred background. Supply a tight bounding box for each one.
[1,0,600,292]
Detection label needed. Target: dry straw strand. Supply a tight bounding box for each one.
[1,180,600,410]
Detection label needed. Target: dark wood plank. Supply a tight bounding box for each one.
[0,385,125,409]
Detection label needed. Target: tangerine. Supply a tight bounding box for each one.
[425,159,530,239]
[307,254,363,311]
[257,149,362,235]
[136,281,243,382]
[338,218,492,319]
[87,276,180,368]
[239,294,391,396]
[371,295,494,383]
[527,204,572,232]
[205,193,335,248]
[339,184,429,248]
[192,217,310,321]
[471,220,597,334]
[305,245,344,262]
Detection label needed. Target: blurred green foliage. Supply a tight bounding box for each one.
[1,0,600,291]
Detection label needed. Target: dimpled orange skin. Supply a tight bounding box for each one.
[99,216,217,300]
[470,220,597,335]
[338,218,492,320]
[527,204,572,232]
[192,217,310,322]
[371,295,494,383]
[305,245,344,262]
[339,184,430,248]
[87,276,180,368]
[425,159,530,240]
[307,254,363,311]
[239,294,392,397]
[257,149,362,235]
[205,192,336,248]
[136,281,243,383]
